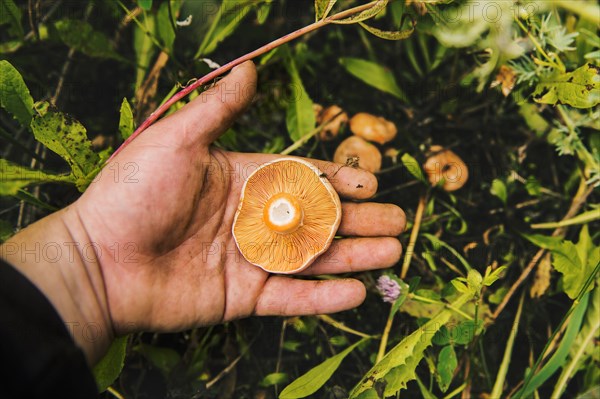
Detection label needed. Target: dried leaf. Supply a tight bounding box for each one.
[530,253,552,298]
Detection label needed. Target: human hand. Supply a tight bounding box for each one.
[1,61,405,364]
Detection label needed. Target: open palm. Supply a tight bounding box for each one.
[74,62,405,335]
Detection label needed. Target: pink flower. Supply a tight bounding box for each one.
[377,275,401,303]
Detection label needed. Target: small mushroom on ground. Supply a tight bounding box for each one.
[350,113,397,145]
[384,148,401,164]
[422,145,469,191]
[317,105,348,141]
[333,136,382,173]
[232,158,342,274]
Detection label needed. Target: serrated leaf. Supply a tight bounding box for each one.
[0,0,23,38]
[349,288,477,398]
[118,98,135,140]
[340,58,407,102]
[401,153,426,182]
[437,345,457,392]
[331,0,388,25]
[358,19,414,40]
[533,63,600,109]
[53,19,121,60]
[0,159,70,196]
[93,335,128,392]
[280,338,368,399]
[285,56,315,142]
[0,60,34,126]
[315,0,336,21]
[30,111,100,190]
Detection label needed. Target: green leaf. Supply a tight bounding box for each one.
[490,178,507,204]
[0,60,34,126]
[118,98,135,140]
[135,344,181,377]
[401,153,426,183]
[422,234,472,273]
[533,63,600,109]
[315,0,336,21]
[0,0,23,38]
[156,1,178,52]
[349,287,478,398]
[339,57,407,102]
[280,338,368,399]
[0,159,70,196]
[260,372,288,387]
[30,111,100,191]
[331,0,388,25]
[138,0,153,10]
[285,56,315,142]
[93,336,128,392]
[256,1,272,24]
[416,376,438,399]
[531,209,600,229]
[569,285,600,367]
[436,345,457,393]
[358,20,414,41]
[483,265,507,287]
[195,0,254,57]
[53,19,122,60]
[133,12,156,90]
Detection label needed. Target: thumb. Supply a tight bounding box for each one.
[157,61,257,147]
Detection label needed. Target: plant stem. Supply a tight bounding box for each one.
[491,292,525,399]
[317,315,374,339]
[411,294,474,320]
[400,191,427,279]
[375,307,395,363]
[108,0,380,161]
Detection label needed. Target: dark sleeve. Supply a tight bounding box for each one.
[0,258,98,398]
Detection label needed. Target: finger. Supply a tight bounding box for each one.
[254,278,365,316]
[299,237,402,275]
[157,61,258,147]
[338,203,406,236]
[225,152,378,200]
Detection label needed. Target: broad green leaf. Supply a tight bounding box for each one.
[349,286,478,398]
[285,56,315,142]
[0,159,70,196]
[195,0,254,57]
[93,336,128,392]
[256,1,272,24]
[119,98,135,140]
[280,338,368,399]
[135,344,181,377]
[0,219,13,242]
[0,0,23,38]
[156,1,179,52]
[30,111,100,190]
[436,345,457,392]
[0,60,34,126]
[339,58,407,102]
[490,178,507,204]
[331,0,388,25]
[533,63,600,109]
[259,372,288,387]
[315,0,336,21]
[401,153,426,183]
[358,20,414,40]
[53,19,122,60]
[138,0,153,10]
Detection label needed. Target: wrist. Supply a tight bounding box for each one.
[0,206,114,365]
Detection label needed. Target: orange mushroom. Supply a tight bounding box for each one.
[349,113,397,145]
[334,136,382,173]
[317,105,348,141]
[423,145,469,191]
[232,158,342,274]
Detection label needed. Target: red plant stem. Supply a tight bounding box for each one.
[108,1,379,161]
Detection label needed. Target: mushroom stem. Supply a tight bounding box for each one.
[107,0,381,162]
[263,193,304,234]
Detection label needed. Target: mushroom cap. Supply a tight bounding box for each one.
[423,145,469,191]
[317,105,348,141]
[349,113,397,145]
[333,136,382,173]
[232,158,342,274]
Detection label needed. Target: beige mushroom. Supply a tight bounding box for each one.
[333,136,382,173]
[423,145,469,191]
[350,113,397,145]
[317,105,348,141]
[232,158,342,274]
